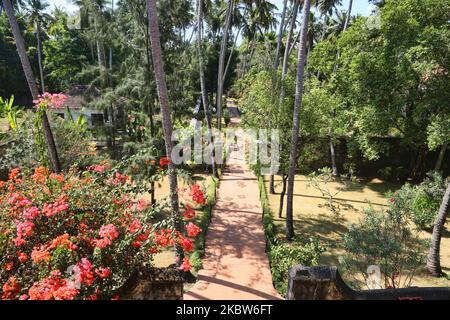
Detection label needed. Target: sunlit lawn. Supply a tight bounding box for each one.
[264,175,450,288]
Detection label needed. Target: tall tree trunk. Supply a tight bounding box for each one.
[274,0,288,71]
[197,0,217,178]
[36,20,45,92]
[285,0,311,241]
[269,0,288,194]
[330,134,338,176]
[329,0,353,177]
[216,0,233,132]
[146,0,183,263]
[434,142,448,172]
[278,1,299,112]
[427,182,450,277]
[343,0,353,31]
[270,1,299,195]
[222,26,242,83]
[244,34,257,74]
[279,175,288,218]
[2,0,61,173]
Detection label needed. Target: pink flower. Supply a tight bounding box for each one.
[186,222,202,238]
[72,258,94,287]
[136,199,149,211]
[94,237,112,249]
[43,200,69,218]
[33,92,67,110]
[128,219,142,233]
[99,224,119,241]
[23,206,40,220]
[114,172,129,184]
[17,198,32,207]
[13,237,26,247]
[16,220,35,238]
[89,165,106,173]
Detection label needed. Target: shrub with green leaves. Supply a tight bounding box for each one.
[269,237,325,296]
[341,205,428,289]
[0,112,101,172]
[391,172,448,230]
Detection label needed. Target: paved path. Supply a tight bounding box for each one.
[185,102,281,300]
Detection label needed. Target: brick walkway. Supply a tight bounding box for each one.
[184,103,281,300]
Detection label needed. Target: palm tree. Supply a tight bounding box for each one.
[146,0,184,262]
[197,0,217,178]
[25,0,51,92]
[216,0,234,132]
[2,0,62,173]
[273,0,288,71]
[427,182,450,277]
[285,0,311,241]
[328,0,353,177]
[269,0,288,194]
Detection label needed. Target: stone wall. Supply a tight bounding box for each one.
[119,267,184,300]
[287,265,450,300]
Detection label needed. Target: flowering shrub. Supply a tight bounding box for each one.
[33,93,67,111]
[0,166,205,300]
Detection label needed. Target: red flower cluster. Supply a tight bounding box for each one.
[28,272,78,300]
[186,222,202,238]
[2,277,20,300]
[183,204,196,220]
[159,157,170,167]
[190,185,206,206]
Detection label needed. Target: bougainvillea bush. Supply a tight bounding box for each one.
[0,164,204,300]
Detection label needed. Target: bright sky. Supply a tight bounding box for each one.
[270,0,376,16]
[48,0,78,14]
[48,0,375,17]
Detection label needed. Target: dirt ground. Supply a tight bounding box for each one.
[264,175,450,288]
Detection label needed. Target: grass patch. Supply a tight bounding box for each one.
[264,175,450,288]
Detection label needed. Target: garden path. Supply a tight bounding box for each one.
[184,101,281,300]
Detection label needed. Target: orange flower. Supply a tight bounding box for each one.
[179,258,192,272]
[31,247,51,264]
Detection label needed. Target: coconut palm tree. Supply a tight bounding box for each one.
[273,0,288,71]
[146,0,184,262]
[285,0,311,240]
[329,0,353,177]
[197,0,217,178]
[427,182,450,277]
[269,0,289,194]
[2,0,62,173]
[24,0,51,92]
[216,0,234,132]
